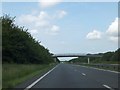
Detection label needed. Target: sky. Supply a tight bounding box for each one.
[2,1,119,61]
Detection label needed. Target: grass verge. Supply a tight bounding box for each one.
[2,63,57,88]
[78,63,120,72]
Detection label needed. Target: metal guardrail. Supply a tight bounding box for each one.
[78,63,120,72]
[92,64,120,71]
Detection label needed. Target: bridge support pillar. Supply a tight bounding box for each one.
[53,57,57,62]
[88,57,90,64]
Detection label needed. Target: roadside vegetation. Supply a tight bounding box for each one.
[78,63,119,72]
[69,49,120,72]
[1,15,60,88]
[2,64,56,88]
[2,15,57,64]
[69,48,120,64]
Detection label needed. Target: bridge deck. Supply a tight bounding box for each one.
[52,54,102,57]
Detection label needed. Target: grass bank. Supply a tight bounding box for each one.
[78,63,120,72]
[2,63,57,88]
[89,60,120,64]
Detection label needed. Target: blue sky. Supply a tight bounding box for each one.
[2,1,119,61]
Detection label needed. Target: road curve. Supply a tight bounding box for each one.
[25,63,119,89]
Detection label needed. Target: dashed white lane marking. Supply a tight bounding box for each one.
[24,65,59,90]
[103,84,114,90]
[82,73,86,76]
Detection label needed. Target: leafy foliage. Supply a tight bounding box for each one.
[69,48,120,63]
[2,15,55,64]
[110,48,120,61]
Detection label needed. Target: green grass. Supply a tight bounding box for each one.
[79,63,119,72]
[90,60,120,64]
[0,65,2,90]
[2,63,57,88]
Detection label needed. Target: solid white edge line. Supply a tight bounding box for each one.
[75,65,120,74]
[82,73,86,76]
[24,64,58,90]
[103,84,114,90]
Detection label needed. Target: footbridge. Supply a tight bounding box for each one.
[52,53,102,58]
[52,53,102,64]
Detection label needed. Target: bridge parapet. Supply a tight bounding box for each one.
[52,53,102,57]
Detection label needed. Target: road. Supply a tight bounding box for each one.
[22,63,119,89]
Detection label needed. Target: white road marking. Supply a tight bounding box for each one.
[75,65,120,74]
[24,65,58,90]
[82,73,86,76]
[103,84,114,90]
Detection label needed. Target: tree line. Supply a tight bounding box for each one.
[69,48,120,63]
[1,15,59,64]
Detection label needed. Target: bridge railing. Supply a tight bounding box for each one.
[52,53,102,57]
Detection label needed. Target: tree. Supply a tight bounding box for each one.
[2,15,54,64]
[110,48,120,61]
[100,52,114,61]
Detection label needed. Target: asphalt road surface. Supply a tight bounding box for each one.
[23,63,119,89]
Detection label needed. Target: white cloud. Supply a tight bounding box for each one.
[109,36,118,42]
[17,11,50,26]
[106,17,118,37]
[38,0,62,8]
[17,10,67,36]
[18,14,37,24]
[51,25,59,32]
[35,21,49,27]
[29,29,38,34]
[53,10,67,19]
[37,11,49,20]
[106,17,119,42]
[58,10,67,18]
[17,11,50,29]
[46,25,59,35]
[86,30,102,40]
[86,18,119,42]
